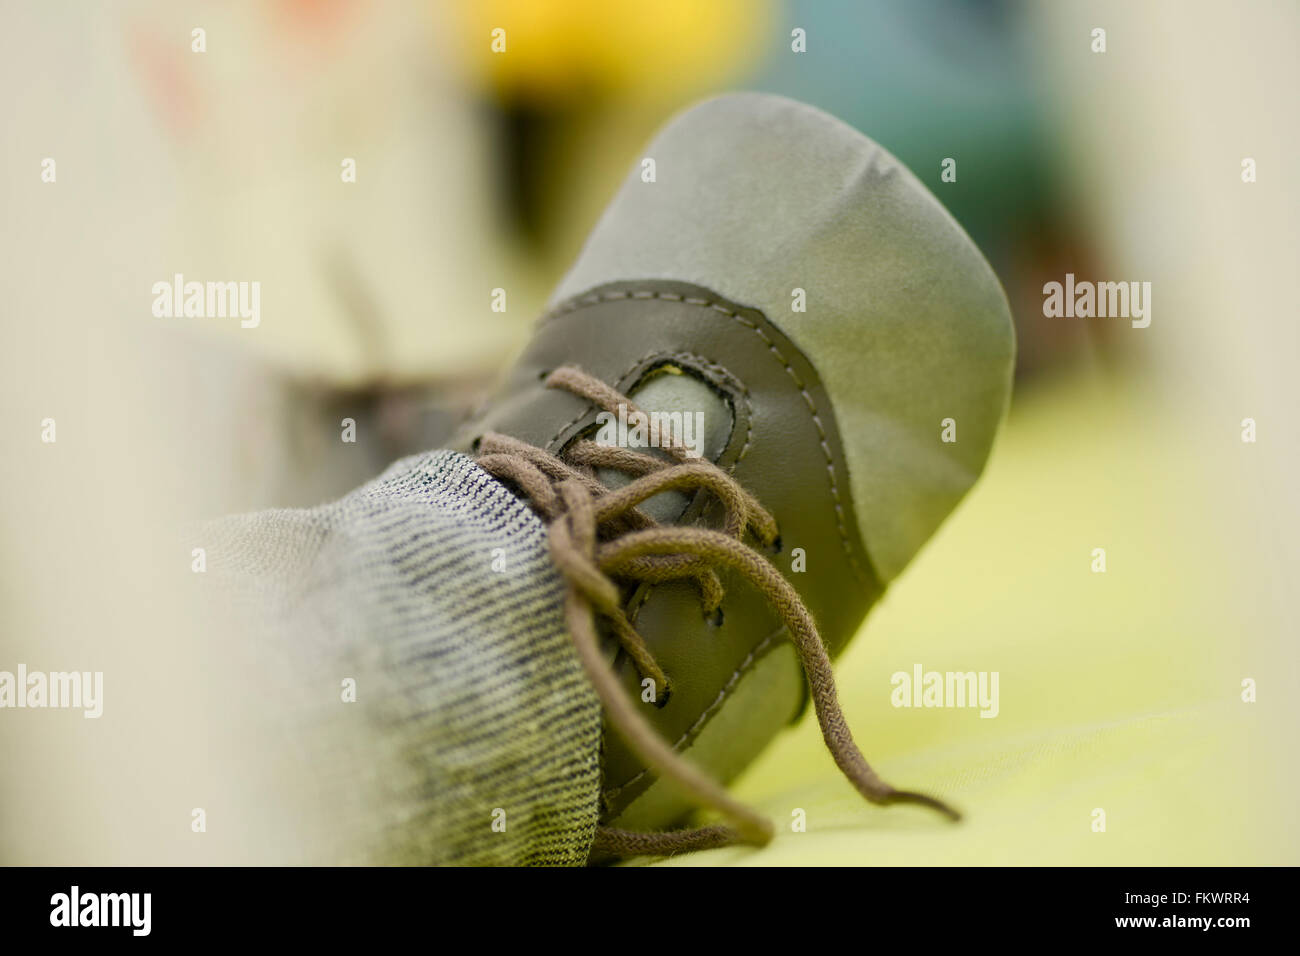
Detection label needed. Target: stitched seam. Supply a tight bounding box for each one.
[602,629,783,803]
[545,345,757,622]
[544,288,868,805]
[543,289,862,580]
[619,350,753,621]
[546,350,663,453]
[545,347,752,454]
[680,350,755,471]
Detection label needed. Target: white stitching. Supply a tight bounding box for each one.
[543,289,862,579]
[602,630,783,803]
[543,288,868,805]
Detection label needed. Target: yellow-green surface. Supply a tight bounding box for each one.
[653,374,1293,865]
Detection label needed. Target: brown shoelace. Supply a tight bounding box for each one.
[475,366,959,858]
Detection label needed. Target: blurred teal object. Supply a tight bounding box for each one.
[754,0,1051,248]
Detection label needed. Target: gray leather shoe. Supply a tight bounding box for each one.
[455,92,1014,854]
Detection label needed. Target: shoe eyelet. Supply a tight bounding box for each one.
[707,607,724,628]
[770,533,783,555]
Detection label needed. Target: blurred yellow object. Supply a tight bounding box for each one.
[652,373,1293,866]
[449,0,770,103]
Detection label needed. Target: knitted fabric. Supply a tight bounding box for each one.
[204,450,602,865]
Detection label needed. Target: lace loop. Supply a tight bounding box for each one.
[475,365,959,859]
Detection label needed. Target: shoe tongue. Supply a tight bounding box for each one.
[594,367,731,526]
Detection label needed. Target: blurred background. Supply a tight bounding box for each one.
[2,0,1297,865]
